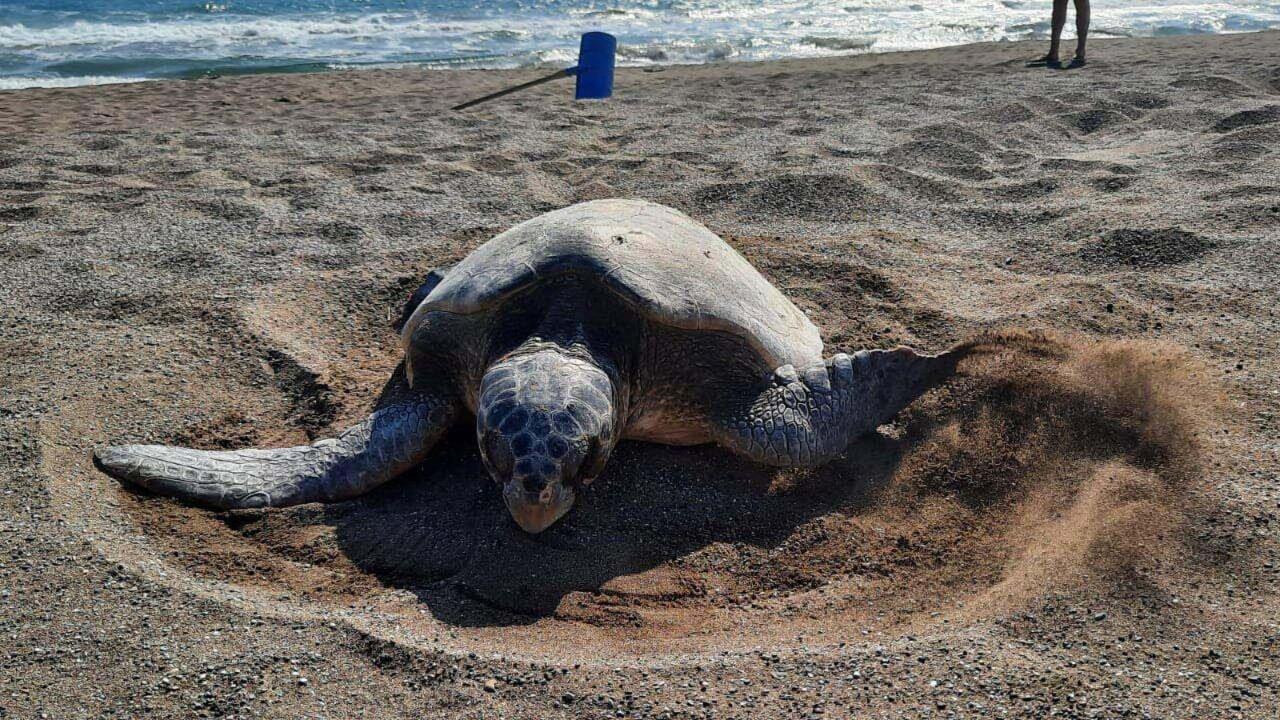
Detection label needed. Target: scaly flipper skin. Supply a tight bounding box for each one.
[714,346,965,467]
[93,393,459,509]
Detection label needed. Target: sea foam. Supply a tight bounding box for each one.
[1,0,1277,89]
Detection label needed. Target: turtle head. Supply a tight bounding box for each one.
[476,346,618,533]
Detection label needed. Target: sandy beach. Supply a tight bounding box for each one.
[2,30,1279,718]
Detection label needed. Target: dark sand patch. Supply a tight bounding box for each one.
[691,173,874,221]
[1077,228,1216,269]
[1213,105,1280,132]
[0,205,42,222]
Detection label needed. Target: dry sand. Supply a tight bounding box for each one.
[2,31,1279,719]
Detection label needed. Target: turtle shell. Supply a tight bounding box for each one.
[402,199,823,369]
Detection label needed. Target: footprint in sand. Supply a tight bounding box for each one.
[1114,91,1172,110]
[692,173,876,222]
[883,139,987,170]
[0,206,42,222]
[65,163,123,177]
[1212,105,1280,133]
[1076,228,1216,269]
[1170,74,1255,97]
[193,197,266,222]
[78,134,124,151]
[1066,108,1129,135]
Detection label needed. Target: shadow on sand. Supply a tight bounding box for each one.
[117,334,1222,630]
[319,421,905,627]
[292,365,906,626]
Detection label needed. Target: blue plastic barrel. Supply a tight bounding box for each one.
[574,32,616,100]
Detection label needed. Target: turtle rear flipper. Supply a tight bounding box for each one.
[712,346,969,467]
[94,394,458,509]
[712,332,1065,466]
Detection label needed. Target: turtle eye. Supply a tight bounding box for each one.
[479,431,513,482]
[578,436,610,485]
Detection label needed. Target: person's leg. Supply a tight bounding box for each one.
[1072,0,1090,63]
[1048,0,1069,62]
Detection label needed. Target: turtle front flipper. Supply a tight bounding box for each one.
[94,393,459,509]
[393,264,454,334]
[712,346,970,467]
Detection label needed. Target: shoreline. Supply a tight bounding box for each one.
[3,30,1277,139]
[5,0,1278,92]
[0,28,1276,98]
[1,25,1271,92]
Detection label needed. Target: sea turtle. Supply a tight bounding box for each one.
[95,199,978,533]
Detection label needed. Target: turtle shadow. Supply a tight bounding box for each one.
[321,414,906,628]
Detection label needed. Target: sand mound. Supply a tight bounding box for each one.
[70,329,1222,660]
[692,173,874,221]
[1077,228,1216,268]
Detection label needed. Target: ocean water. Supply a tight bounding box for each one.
[2,1,1278,89]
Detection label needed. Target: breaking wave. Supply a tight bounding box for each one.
[2,1,1278,88]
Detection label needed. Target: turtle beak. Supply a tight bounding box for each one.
[502,480,576,534]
